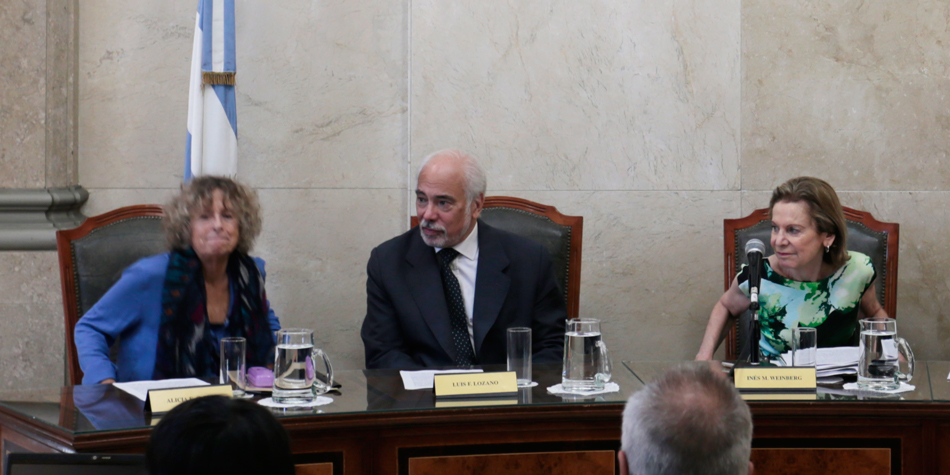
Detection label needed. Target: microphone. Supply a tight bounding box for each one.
[745,239,766,311]
[744,238,766,363]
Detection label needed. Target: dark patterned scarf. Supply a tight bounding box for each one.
[153,248,275,380]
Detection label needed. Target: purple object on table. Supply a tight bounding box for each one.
[247,366,274,388]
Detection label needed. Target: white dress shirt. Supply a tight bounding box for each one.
[435,223,479,351]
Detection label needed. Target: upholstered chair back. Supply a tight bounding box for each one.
[480,207,571,302]
[57,205,166,384]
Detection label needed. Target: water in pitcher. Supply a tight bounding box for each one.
[858,329,899,390]
[272,343,315,403]
[562,330,605,391]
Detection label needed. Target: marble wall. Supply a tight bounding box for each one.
[1,0,77,189]
[3,0,950,385]
[0,253,63,389]
[1,0,47,188]
[743,0,950,191]
[0,0,76,389]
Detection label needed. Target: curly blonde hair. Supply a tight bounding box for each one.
[163,176,262,254]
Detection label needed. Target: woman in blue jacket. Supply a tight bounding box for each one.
[75,176,280,384]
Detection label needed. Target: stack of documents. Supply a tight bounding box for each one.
[779,346,860,377]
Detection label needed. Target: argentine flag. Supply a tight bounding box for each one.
[185,0,237,180]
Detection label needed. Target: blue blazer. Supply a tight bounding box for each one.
[74,253,280,384]
[361,221,567,369]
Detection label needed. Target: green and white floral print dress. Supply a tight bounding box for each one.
[738,251,876,358]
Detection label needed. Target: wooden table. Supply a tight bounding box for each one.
[0,364,635,475]
[1,362,949,475]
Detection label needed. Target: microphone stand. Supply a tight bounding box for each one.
[748,270,764,364]
[749,301,760,364]
[743,239,766,365]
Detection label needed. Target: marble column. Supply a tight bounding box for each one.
[0,0,82,388]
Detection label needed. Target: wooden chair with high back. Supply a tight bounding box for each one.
[411,196,583,320]
[57,205,166,385]
[723,206,899,361]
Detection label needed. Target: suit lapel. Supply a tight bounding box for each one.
[472,223,511,355]
[405,231,458,362]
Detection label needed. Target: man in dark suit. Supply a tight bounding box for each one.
[361,149,566,369]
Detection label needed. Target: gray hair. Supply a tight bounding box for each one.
[163,176,262,254]
[621,365,753,475]
[417,149,487,204]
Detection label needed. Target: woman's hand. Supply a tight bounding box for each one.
[99,378,116,385]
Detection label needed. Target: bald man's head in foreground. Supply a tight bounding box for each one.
[619,364,754,475]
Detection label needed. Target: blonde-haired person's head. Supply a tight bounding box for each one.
[163,176,262,254]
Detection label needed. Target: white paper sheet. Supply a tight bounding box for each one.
[399,369,483,390]
[113,378,209,401]
[779,346,861,377]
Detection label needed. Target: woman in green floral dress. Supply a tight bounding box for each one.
[696,177,887,360]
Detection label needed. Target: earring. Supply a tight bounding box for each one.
[825,245,830,254]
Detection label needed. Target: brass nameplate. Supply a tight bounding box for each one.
[734,366,816,392]
[145,384,233,413]
[434,372,518,398]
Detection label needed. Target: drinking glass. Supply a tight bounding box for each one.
[507,327,532,387]
[272,329,334,404]
[219,337,246,397]
[791,327,817,367]
[561,318,611,391]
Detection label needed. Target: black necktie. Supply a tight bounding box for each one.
[437,248,476,365]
